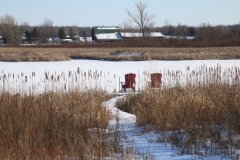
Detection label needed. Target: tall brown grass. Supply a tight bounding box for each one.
[116,65,240,158]
[0,90,116,159]
[0,47,240,62]
[1,66,149,159]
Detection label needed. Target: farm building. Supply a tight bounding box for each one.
[120,32,164,38]
[91,26,165,42]
[91,26,122,42]
[79,37,92,43]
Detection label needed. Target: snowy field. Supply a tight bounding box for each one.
[1,59,240,159]
[1,59,240,94]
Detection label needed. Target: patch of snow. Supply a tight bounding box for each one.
[120,32,164,38]
[164,36,195,39]
[62,39,74,42]
[115,51,143,57]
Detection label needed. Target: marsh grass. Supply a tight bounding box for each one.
[0,90,118,159]
[0,47,240,62]
[0,67,127,159]
[0,66,152,159]
[116,65,240,158]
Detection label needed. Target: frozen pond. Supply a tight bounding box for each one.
[1,59,240,94]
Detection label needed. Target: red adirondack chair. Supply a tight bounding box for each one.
[149,73,162,88]
[120,73,136,92]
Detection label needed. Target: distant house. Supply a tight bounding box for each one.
[63,36,74,42]
[74,36,80,42]
[53,36,62,43]
[52,36,74,43]
[92,26,122,42]
[79,37,92,43]
[120,32,164,39]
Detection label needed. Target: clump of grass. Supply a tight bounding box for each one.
[0,89,117,159]
[116,65,240,158]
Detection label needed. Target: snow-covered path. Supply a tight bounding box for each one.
[103,96,195,160]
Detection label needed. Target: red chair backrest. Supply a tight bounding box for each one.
[125,73,136,88]
[151,73,162,88]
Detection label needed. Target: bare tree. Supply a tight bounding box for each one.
[127,1,155,38]
[161,21,176,36]
[0,14,21,44]
[39,18,54,43]
[119,20,135,33]
[70,25,79,41]
[175,23,188,37]
[20,22,31,33]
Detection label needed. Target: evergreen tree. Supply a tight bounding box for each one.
[58,27,66,39]
[83,30,87,42]
[70,28,75,40]
[25,30,31,39]
[31,27,38,39]
[25,30,29,39]
[28,31,31,39]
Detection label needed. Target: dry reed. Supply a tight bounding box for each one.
[0,64,128,160]
[116,65,240,158]
[0,90,116,159]
[0,47,240,62]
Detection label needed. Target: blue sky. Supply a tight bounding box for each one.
[0,0,239,27]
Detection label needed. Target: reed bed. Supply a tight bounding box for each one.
[0,90,117,159]
[0,47,240,61]
[0,66,127,159]
[0,67,118,95]
[116,65,240,158]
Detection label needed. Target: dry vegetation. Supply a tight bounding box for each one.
[0,90,116,159]
[0,67,148,159]
[0,46,240,62]
[116,65,240,158]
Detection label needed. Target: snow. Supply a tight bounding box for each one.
[115,51,143,57]
[164,36,195,39]
[62,39,74,42]
[1,59,240,159]
[120,32,164,38]
[1,59,240,94]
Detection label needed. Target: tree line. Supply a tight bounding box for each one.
[0,12,240,46]
[0,14,91,44]
[156,22,240,42]
[119,1,240,47]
